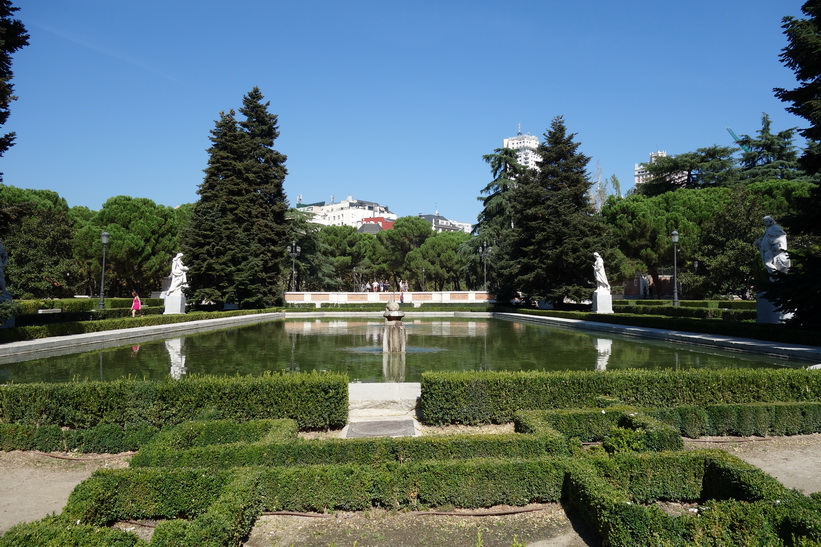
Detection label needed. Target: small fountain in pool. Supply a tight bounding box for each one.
[382,301,407,381]
[383,301,407,353]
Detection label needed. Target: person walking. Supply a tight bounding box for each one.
[130,291,142,317]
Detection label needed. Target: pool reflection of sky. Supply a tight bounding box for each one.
[0,318,798,384]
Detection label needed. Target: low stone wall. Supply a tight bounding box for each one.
[284,291,494,308]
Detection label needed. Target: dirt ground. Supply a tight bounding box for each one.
[1,433,820,546]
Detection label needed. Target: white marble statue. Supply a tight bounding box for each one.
[593,252,610,291]
[167,253,189,295]
[757,216,791,276]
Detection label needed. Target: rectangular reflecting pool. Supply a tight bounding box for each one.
[0,317,800,384]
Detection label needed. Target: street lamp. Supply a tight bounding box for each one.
[99,231,110,310]
[671,230,679,307]
[479,241,492,289]
[288,241,301,291]
[422,267,426,291]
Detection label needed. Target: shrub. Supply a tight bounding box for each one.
[0,373,348,431]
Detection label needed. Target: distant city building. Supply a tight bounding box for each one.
[296,195,397,228]
[418,212,472,234]
[357,217,395,233]
[503,126,540,170]
[634,151,668,186]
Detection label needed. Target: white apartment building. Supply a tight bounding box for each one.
[418,212,472,234]
[634,151,668,186]
[503,130,540,170]
[296,196,397,228]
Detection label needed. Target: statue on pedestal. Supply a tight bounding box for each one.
[593,252,610,291]
[757,216,791,276]
[164,253,188,315]
[167,253,189,295]
[591,252,613,314]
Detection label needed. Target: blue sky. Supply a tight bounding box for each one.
[2,1,807,225]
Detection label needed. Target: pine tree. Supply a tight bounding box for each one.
[764,1,821,327]
[184,88,289,308]
[496,116,610,305]
[0,1,28,176]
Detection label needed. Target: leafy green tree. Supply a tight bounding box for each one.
[0,1,28,181]
[286,209,336,291]
[765,0,821,327]
[0,186,76,298]
[377,216,432,283]
[407,231,471,291]
[737,113,804,182]
[638,146,738,196]
[496,116,610,305]
[184,87,289,308]
[76,196,181,296]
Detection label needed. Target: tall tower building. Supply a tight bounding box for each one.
[503,125,540,170]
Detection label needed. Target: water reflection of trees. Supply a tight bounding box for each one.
[0,318,784,384]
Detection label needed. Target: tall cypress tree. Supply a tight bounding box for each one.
[496,116,609,306]
[184,88,289,308]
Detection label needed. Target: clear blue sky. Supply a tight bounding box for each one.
[2,1,807,225]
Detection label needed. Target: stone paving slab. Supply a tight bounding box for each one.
[344,418,417,438]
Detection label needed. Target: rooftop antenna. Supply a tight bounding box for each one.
[517,122,522,136]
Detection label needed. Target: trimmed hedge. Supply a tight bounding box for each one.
[567,450,821,546]
[513,407,682,453]
[420,369,821,425]
[650,401,821,438]
[0,423,159,453]
[0,373,348,431]
[509,307,821,346]
[0,307,281,343]
[27,451,820,546]
[131,430,575,469]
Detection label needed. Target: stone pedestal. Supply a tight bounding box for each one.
[592,289,613,314]
[756,293,792,324]
[164,293,186,315]
[382,320,407,353]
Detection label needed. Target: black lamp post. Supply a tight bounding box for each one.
[479,241,492,289]
[288,241,301,291]
[671,230,679,307]
[422,267,426,291]
[99,231,109,310]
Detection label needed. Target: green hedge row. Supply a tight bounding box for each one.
[420,369,821,425]
[14,298,165,314]
[511,307,821,346]
[0,373,348,431]
[602,304,756,320]
[0,307,280,343]
[7,450,818,546]
[131,430,575,469]
[567,450,821,546]
[613,300,757,310]
[650,401,821,438]
[0,423,159,453]
[513,407,683,453]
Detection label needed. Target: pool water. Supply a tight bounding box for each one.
[0,317,796,384]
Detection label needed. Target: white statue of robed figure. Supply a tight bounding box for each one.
[164,252,188,314]
[591,252,613,313]
[755,216,793,324]
[757,216,790,276]
[593,252,610,291]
